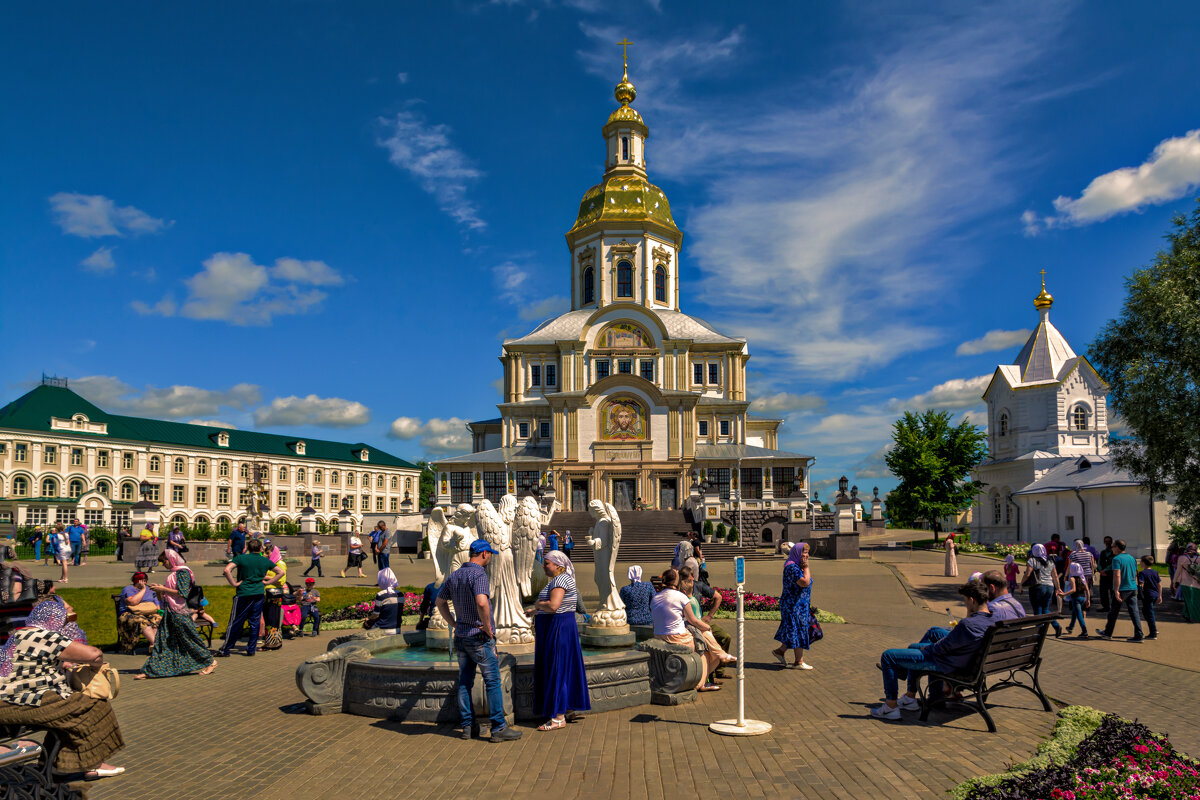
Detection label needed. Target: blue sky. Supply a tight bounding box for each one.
[3,1,1200,497]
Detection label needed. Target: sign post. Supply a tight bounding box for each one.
[709,556,773,736]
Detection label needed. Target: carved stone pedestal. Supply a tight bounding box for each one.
[636,638,704,705]
[581,623,636,648]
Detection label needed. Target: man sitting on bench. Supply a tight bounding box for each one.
[871,581,996,721]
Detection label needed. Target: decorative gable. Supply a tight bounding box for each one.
[289,440,306,456]
[354,447,369,462]
[50,414,108,435]
[210,431,231,447]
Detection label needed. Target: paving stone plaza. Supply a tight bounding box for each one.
[18,534,1192,800]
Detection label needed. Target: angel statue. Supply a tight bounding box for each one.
[586,500,628,630]
[425,507,454,589]
[476,497,534,647]
[512,495,542,597]
[446,504,478,574]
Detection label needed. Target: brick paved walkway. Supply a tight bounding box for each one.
[74,552,1198,800]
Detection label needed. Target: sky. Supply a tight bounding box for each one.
[3,1,1200,497]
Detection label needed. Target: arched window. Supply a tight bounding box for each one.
[68,479,85,498]
[219,461,229,477]
[42,478,59,497]
[171,514,185,527]
[197,459,208,476]
[97,481,111,497]
[149,456,161,472]
[12,477,28,497]
[279,466,288,481]
[346,472,355,486]
[616,260,633,298]
[391,476,398,489]
[297,467,306,483]
[583,267,595,304]
[331,471,340,485]
[1004,493,1012,525]
[194,515,210,527]
[120,482,136,501]
[405,477,412,490]
[314,469,323,484]
[655,265,667,303]
[992,495,1002,525]
[377,475,384,489]
[239,463,249,479]
[1071,405,1089,431]
[173,458,185,475]
[998,413,1009,437]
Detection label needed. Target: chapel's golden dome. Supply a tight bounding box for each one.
[1034,274,1054,310]
[568,174,680,241]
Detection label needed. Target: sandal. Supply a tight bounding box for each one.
[133,674,147,680]
[537,718,566,731]
[198,662,217,676]
[771,649,787,666]
[697,683,721,692]
[84,765,125,779]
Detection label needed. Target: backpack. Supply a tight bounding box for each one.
[184,570,206,610]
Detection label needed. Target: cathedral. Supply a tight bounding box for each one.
[972,277,1173,559]
[433,59,813,523]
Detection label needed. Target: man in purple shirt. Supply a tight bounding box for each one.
[872,581,996,720]
[436,539,521,743]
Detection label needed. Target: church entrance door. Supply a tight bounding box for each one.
[659,478,677,511]
[570,480,589,512]
[612,479,636,511]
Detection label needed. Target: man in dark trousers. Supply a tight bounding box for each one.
[436,539,521,743]
[216,538,273,657]
[1097,536,1115,612]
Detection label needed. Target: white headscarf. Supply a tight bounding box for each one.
[627,565,643,583]
[544,550,574,576]
[377,568,398,592]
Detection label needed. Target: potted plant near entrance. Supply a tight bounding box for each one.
[715,522,727,543]
[420,536,431,560]
[702,520,714,542]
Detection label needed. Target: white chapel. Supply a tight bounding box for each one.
[972,277,1173,558]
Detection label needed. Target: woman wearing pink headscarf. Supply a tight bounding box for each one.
[772,542,814,669]
[139,549,217,678]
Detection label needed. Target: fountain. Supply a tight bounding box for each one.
[295,493,698,724]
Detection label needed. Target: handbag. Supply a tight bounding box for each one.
[127,601,160,614]
[808,607,824,643]
[69,662,120,700]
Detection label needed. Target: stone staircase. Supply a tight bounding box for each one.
[541,510,780,563]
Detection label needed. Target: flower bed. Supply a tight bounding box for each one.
[712,587,845,623]
[993,542,1032,560]
[955,706,1199,800]
[323,593,422,623]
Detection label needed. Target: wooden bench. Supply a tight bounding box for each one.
[912,612,1057,733]
[111,595,214,652]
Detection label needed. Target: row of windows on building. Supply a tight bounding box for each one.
[510,417,738,442]
[995,405,1093,437]
[580,261,669,305]
[525,358,726,392]
[444,467,800,505]
[0,444,407,488]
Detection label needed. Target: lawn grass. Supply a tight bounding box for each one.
[56,585,420,649]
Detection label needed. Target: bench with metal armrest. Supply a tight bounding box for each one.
[911,612,1058,733]
[0,726,85,800]
[110,595,214,652]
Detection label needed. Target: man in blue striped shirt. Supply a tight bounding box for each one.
[436,539,521,742]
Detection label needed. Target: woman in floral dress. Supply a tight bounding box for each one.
[137,549,216,679]
[772,542,813,669]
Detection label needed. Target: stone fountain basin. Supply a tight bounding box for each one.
[296,631,652,724]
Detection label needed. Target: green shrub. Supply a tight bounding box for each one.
[420,536,430,552]
[728,526,739,544]
[703,520,713,537]
[715,522,727,540]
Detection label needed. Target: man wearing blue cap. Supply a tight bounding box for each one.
[436,538,522,742]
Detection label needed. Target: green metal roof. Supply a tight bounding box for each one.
[0,385,418,470]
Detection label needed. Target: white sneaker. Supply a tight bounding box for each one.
[870,704,901,720]
[897,695,921,711]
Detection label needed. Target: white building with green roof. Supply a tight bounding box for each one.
[0,379,420,532]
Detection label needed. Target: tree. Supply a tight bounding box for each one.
[884,409,988,539]
[1090,202,1200,535]
[416,461,437,510]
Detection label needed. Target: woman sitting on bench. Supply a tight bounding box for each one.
[0,598,125,779]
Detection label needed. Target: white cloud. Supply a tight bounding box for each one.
[253,395,370,428]
[491,378,504,398]
[956,328,1031,356]
[133,252,344,325]
[578,7,1067,381]
[378,110,485,230]
[387,416,472,455]
[396,72,409,84]
[48,193,170,238]
[493,261,529,303]
[72,376,261,419]
[749,392,826,414]
[853,445,894,481]
[1024,129,1200,232]
[185,419,239,429]
[80,246,115,273]
[520,295,570,322]
[897,375,991,411]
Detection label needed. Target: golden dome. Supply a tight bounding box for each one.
[615,73,636,106]
[1034,272,1054,310]
[567,174,680,243]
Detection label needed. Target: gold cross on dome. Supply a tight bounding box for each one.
[618,38,633,70]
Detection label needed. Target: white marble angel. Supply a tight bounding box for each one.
[476,497,534,646]
[425,507,454,588]
[446,503,478,574]
[512,495,542,598]
[586,500,627,628]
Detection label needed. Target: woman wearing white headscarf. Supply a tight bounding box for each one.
[527,551,590,731]
[619,565,654,626]
[672,538,694,571]
[1021,543,1063,636]
[365,568,402,634]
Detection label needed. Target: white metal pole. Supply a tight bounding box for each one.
[737,583,745,726]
